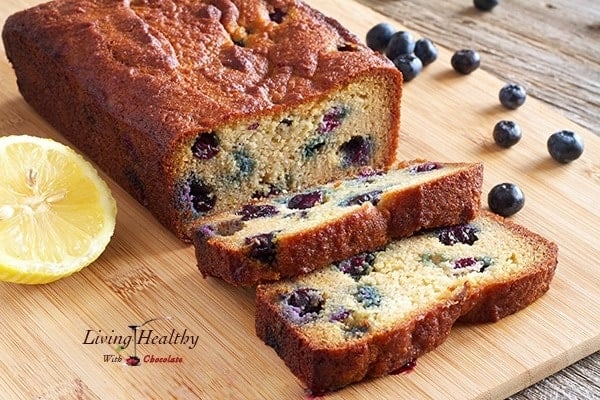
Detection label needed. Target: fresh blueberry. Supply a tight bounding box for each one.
[414,38,438,66]
[238,204,279,221]
[499,83,527,109]
[385,31,416,61]
[355,285,381,307]
[451,49,481,74]
[287,190,324,209]
[340,190,383,207]
[335,252,376,280]
[245,232,277,263]
[493,120,522,148]
[488,183,525,217]
[340,136,372,167]
[192,132,220,160]
[547,130,584,163]
[366,22,396,53]
[474,0,500,11]
[393,54,423,82]
[435,224,479,246]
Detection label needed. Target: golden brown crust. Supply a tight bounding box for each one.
[194,162,483,286]
[2,0,402,241]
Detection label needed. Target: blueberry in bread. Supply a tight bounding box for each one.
[194,160,483,286]
[2,0,403,241]
[255,211,558,393]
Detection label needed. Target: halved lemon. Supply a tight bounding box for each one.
[0,135,117,284]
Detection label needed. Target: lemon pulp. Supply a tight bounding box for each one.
[0,135,117,284]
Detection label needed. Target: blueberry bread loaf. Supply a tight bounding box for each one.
[255,211,558,393]
[2,0,402,241]
[194,160,483,286]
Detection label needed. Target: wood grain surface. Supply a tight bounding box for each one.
[355,1,600,398]
[0,0,599,399]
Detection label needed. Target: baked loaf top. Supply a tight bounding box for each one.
[5,0,398,147]
[255,211,558,393]
[194,160,483,285]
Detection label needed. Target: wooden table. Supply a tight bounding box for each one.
[357,1,599,398]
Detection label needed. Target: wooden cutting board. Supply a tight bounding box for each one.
[0,1,598,399]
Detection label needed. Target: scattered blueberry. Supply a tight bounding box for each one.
[488,183,525,217]
[340,190,383,207]
[474,0,500,11]
[451,49,481,74]
[287,190,324,209]
[414,38,438,66]
[499,83,527,109]
[547,130,584,163]
[393,54,423,82]
[335,252,376,280]
[386,31,416,61]
[409,161,443,173]
[340,136,372,167]
[493,120,522,148]
[366,22,396,53]
[192,132,220,160]
[355,285,381,307]
[245,232,277,263]
[303,136,327,158]
[283,288,324,324]
[435,224,479,246]
[238,204,279,221]
[318,106,348,134]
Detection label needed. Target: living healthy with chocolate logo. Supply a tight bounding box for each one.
[82,316,199,366]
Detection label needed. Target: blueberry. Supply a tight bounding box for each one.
[451,49,481,74]
[192,132,220,160]
[385,31,416,61]
[488,183,525,217]
[245,232,277,263]
[233,149,255,178]
[303,136,327,158]
[283,288,324,324]
[435,224,479,246]
[340,190,382,207]
[409,161,443,173]
[340,136,372,167]
[186,179,216,213]
[474,0,500,11]
[335,252,376,280]
[355,285,381,308]
[392,54,423,82]
[366,22,396,53]
[287,190,324,209]
[499,83,527,109]
[493,120,522,148]
[318,106,348,134]
[238,204,279,221]
[414,38,438,66]
[269,8,286,23]
[329,307,351,322]
[547,130,584,163]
